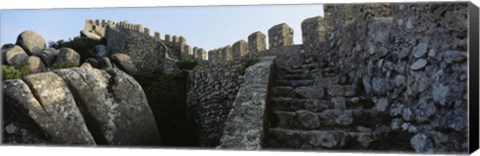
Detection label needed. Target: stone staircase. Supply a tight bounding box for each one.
[264,61,392,150]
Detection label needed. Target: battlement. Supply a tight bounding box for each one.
[206,23,294,64]
[84,19,208,62]
[81,3,400,65]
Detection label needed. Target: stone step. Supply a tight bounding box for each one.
[270,109,387,130]
[270,86,324,99]
[290,64,319,70]
[276,73,316,80]
[325,84,358,97]
[271,87,297,98]
[271,96,375,112]
[271,97,330,112]
[277,68,305,75]
[274,80,315,87]
[277,63,318,71]
[265,128,390,149]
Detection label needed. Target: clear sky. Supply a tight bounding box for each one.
[1,4,324,52]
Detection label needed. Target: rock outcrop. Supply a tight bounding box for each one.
[53,48,81,67]
[80,29,102,40]
[26,56,46,73]
[4,45,29,68]
[110,53,137,75]
[16,30,46,56]
[38,48,59,66]
[2,31,82,74]
[3,67,161,145]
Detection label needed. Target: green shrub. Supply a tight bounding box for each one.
[2,66,23,80]
[49,36,106,62]
[237,57,260,75]
[17,62,32,76]
[50,61,77,69]
[176,60,198,70]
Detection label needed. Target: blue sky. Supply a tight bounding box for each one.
[1,4,324,51]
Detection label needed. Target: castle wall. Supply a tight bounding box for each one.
[105,26,167,72]
[186,60,247,147]
[217,57,275,149]
[297,3,468,152]
[85,19,207,68]
[82,3,469,151]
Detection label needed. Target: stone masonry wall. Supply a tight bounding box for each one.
[105,26,167,72]
[187,20,298,147]
[186,60,246,147]
[298,2,469,153]
[87,19,207,73]
[217,57,275,150]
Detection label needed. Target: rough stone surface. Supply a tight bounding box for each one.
[4,45,29,68]
[296,110,320,129]
[413,43,428,58]
[186,58,247,147]
[2,3,469,153]
[232,40,248,60]
[374,97,389,112]
[410,59,427,70]
[54,48,81,67]
[268,23,294,48]
[4,66,161,145]
[26,56,46,74]
[110,53,137,75]
[98,57,113,69]
[80,29,102,40]
[248,31,267,54]
[3,80,49,144]
[217,58,274,149]
[105,26,172,73]
[443,50,467,64]
[93,45,108,58]
[264,3,468,153]
[21,72,96,144]
[39,48,59,66]
[16,30,46,56]
[302,16,326,52]
[432,84,449,106]
[54,67,161,145]
[85,58,99,68]
[410,133,434,153]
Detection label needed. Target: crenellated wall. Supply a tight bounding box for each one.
[188,2,470,153]
[205,23,295,64]
[83,19,208,72]
[81,3,470,152]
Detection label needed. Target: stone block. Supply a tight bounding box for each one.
[165,34,173,43]
[193,47,198,59]
[186,45,193,56]
[208,50,214,62]
[154,32,160,41]
[198,49,206,61]
[232,40,248,59]
[248,31,266,53]
[138,25,144,33]
[301,16,326,49]
[366,4,393,18]
[144,28,150,36]
[222,46,233,61]
[268,23,294,48]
